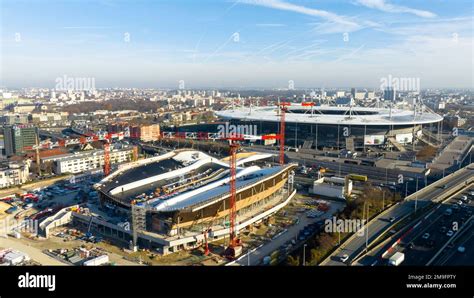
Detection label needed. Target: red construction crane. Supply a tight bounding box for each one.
[227,141,239,251]
[103,142,111,176]
[278,101,291,165]
[160,131,280,259]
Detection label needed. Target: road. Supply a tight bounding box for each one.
[233,201,344,266]
[248,146,428,184]
[431,219,474,266]
[320,165,474,266]
[358,186,473,266]
[0,237,66,265]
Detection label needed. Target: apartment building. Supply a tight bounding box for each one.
[42,147,133,174]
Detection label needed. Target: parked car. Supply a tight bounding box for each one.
[446,230,454,237]
[422,233,430,240]
[340,254,349,263]
[426,240,435,248]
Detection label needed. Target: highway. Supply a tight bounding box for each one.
[320,164,474,266]
[357,185,473,266]
[431,218,474,266]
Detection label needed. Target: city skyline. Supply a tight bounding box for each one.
[1,0,473,89]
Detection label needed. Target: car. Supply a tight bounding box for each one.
[457,200,463,206]
[340,254,349,263]
[461,195,468,202]
[439,226,447,233]
[408,243,415,249]
[389,217,396,223]
[426,240,435,248]
[458,246,466,253]
[440,185,448,189]
[422,233,430,240]
[446,230,454,237]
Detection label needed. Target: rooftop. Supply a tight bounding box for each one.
[216,105,443,126]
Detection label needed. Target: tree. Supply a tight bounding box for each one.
[286,255,300,266]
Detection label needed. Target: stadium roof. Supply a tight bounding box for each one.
[215,105,443,126]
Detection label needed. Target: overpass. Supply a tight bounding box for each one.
[320,163,474,266]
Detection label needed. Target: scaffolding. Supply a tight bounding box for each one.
[131,203,147,251]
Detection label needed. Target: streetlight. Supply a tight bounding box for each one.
[382,191,386,209]
[303,244,307,266]
[405,181,409,198]
[365,204,370,253]
[247,250,250,266]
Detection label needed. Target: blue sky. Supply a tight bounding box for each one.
[1,0,473,89]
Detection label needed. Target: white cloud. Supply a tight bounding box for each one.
[356,0,436,18]
[377,17,473,37]
[240,0,361,32]
[255,23,287,27]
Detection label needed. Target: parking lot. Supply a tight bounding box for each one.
[234,194,344,266]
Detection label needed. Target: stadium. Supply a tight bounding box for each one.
[94,149,296,254]
[215,105,444,150]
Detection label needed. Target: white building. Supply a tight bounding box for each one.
[42,147,133,174]
[354,92,366,100]
[0,161,30,188]
[309,176,352,199]
[1,250,30,265]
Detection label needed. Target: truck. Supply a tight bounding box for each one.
[388,252,405,266]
